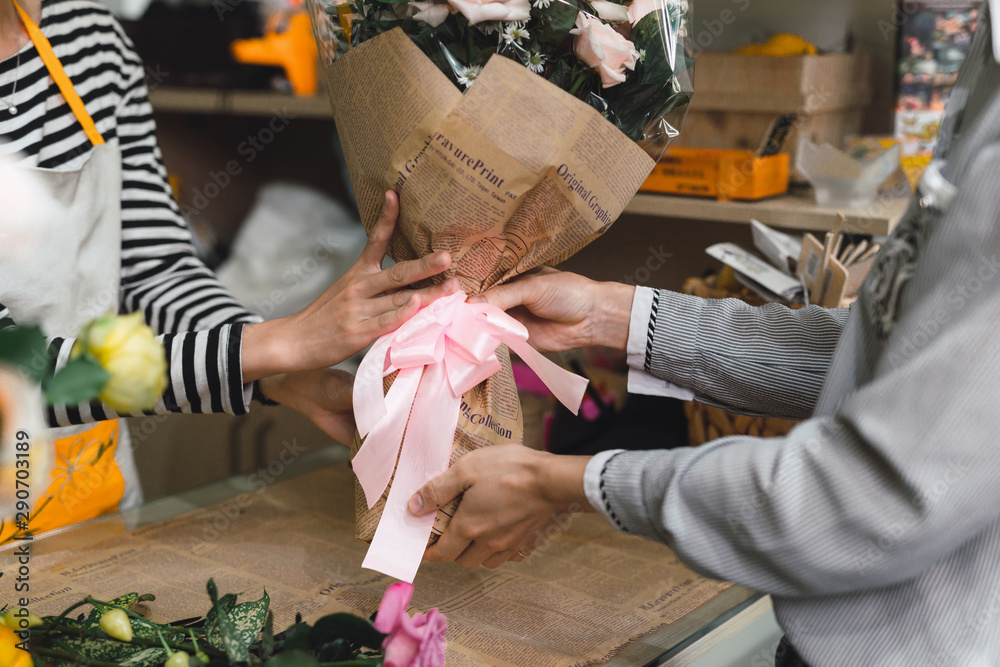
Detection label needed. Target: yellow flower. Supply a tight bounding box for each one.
[75,313,167,413]
[166,650,192,667]
[99,608,134,642]
[0,625,32,667]
[0,609,43,629]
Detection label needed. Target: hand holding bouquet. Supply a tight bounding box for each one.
[307,0,692,582]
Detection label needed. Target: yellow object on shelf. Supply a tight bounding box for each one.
[734,33,817,56]
[231,12,319,96]
[641,148,789,201]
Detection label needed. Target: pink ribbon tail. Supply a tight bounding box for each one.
[362,361,459,582]
[350,291,589,582]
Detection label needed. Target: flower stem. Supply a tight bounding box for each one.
[568,69,590,96]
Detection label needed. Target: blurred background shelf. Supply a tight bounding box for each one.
[149,87,335,119]
[624,190,909,236]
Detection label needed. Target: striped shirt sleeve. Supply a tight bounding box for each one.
[0,0,262,427]
[626,286,849,419]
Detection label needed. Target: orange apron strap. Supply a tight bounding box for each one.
[12,0,104,146]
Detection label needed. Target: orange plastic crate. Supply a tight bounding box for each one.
[641,148,789,201]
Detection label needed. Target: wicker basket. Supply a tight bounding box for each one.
[681,270,801,446]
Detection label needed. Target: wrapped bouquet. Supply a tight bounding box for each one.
[307,0,693,581]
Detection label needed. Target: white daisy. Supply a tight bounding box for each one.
[479,21,502,34]
[526,50,547,73]
[455,64,483,88]
[532,0,552,8]
[638,48,646,62]
[502,21,530,45]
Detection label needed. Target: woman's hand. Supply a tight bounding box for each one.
[258,369,356,444]
[408,445,593,569]
[474,268,635,352]
[242,191,459,381]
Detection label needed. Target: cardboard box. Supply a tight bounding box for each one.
[641,148,789,201]
[673,53,871,178]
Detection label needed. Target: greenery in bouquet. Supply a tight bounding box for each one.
[312,0,693,143]
[0,579,445,667]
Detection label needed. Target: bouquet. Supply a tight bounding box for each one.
[307,0,693,582]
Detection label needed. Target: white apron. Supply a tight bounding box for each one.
[0,0,140,543]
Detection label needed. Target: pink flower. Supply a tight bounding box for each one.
[445,0,529,25]
[626,0,657,24]
[374,582,447,667]
[410,0,452,26]
[590,0,629,23]
[570,12,639,87]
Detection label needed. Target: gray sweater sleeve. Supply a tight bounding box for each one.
[636,289,849,419]
[596,141,1000,598]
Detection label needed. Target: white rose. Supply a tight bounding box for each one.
[446,0,529,25]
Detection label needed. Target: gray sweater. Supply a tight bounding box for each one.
[585,4,1000,664]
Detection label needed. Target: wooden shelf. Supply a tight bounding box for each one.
[625,191,909,236]
[149,87,334,119]
[148,87,908,237]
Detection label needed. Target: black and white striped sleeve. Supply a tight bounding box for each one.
[1,0,264,427]
[625,286,849,419]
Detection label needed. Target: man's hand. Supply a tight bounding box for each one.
[242,191,459,382]
[408,445,594,570]
[474,268,635,352]
[258,369,356,444]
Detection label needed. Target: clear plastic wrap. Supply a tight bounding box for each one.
[309,0,694,160]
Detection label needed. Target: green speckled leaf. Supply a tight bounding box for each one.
[206,579,250,663]
[230,590,270,646]
[120,647,169,666]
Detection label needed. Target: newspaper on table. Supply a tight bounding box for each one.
[323,29,656,546]
[1,464,748,666]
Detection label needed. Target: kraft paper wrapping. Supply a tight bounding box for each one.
[320,28,655,543]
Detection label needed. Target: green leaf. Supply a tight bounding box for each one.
[309,613,385,652]
[264,649,322,667]
[206,579,250,663]
[204,593,238,636]
[316,637,354,662]
[0,325,48,382]
[229,590,270,646]
[52,635,148,664]
[629,10,674,84]
[110,593,140,609]
[261,611,275,659]
[279,622,313,653]
[538,0,579,43]
[45,356,110,406]
[120,647,170,666]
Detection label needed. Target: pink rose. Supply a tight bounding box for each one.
[374,582,448,667]
[445,0,529,24]
[626,0,657,25]
[570,12,639,87]
[590,0,629,23]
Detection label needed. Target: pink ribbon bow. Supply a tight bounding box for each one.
[353,290,589,582]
